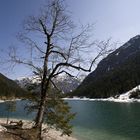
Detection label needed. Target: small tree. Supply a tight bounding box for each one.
[25,83,76,137]
[8,0,112,139]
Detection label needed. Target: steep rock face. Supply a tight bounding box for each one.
[74,35,140,98]
[0,73,26,98]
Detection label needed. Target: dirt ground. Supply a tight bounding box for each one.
[0,124,40,140]
[0,131,23,140]
[0,119,77,140]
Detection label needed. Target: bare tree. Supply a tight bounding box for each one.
[8,0,113,138]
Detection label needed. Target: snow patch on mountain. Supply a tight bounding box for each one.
[122,42,131,49]
[122,35,140,49]
[115,52,120,56]
[131,35,140,40]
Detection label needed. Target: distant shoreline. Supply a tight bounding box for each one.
[63,97,140,103]
[64,85,140,103]
[1,97,140,103]
[0,99,21,103]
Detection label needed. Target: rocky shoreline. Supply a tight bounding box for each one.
[0,118,77,140]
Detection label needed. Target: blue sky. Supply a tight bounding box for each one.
[1,0,140,79]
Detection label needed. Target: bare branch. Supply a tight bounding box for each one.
[52,70,75,78]
[17,34,45,54]
[48,62,91,82]
[39,19,49,37]
[50,79,61,92]
[49,50,66,60]
[8,47,41,72]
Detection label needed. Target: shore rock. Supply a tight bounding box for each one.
[0,125,7,132]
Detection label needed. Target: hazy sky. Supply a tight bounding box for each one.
[1,0,140,79]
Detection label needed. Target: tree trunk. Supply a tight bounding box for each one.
[34,95,46,140]
[35,57,48,128]
[34,35,50,139]
[35,99,46,128]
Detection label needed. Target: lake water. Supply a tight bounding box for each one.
[0,100,140,140]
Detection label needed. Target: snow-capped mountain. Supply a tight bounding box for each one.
[16,74,82,93]
[15,76,41,93]
[54,74,81,93]
[15,76,41,88]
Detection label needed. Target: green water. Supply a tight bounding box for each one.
[68,100,140,140]
[0,100,140,140]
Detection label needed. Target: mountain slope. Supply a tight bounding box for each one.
[74,35,140,98]
[0,73,27,98]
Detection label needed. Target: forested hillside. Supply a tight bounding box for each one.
[0,73,27,99]
[74,35,140,98]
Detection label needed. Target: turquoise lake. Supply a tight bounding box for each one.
[0,100,140,140]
